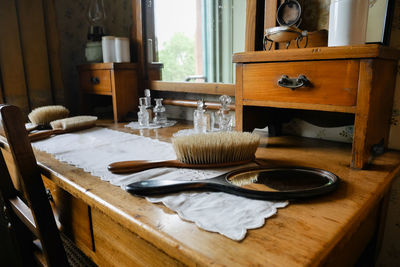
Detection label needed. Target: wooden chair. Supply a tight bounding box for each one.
[0,104,95,267]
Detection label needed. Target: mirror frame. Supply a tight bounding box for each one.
[130,0,269,97]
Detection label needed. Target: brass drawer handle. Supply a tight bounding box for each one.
[278,75,309,90]
[90,77,100,85]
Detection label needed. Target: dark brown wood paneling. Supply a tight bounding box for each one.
[0,0,30,114]
[17,0,53,109]
[43,0,65,104]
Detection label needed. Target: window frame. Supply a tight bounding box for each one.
[131,0,269,96]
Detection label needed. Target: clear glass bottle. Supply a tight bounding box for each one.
[215,95,232,131]
[137,97,149,127]
[153,98,167,125]
[193,100,211,133]
[144,89,153,121]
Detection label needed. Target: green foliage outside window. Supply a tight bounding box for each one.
[158,32,195,82]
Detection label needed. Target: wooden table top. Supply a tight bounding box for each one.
[33,121,400,266]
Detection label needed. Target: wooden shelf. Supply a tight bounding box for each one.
[242,100,356,113]
[233,44,400,63]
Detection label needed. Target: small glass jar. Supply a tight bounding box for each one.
[153,98,167,125]
[215,95,233,131]
[193,100,211,133]
[138,97,149,127]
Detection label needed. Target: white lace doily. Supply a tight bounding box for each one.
[32,127,288,240]
[125,120,177,130]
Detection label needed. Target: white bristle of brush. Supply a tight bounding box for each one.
[50,116,97,130]
[28,105,70,125]
[172,132,260,164]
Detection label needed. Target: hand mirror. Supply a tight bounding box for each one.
[125,166,340,200]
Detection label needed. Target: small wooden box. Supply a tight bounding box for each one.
[78,63,138,122]
[233,44,400,169]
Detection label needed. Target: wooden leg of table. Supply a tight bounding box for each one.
[110,70,138,122]
[235,64,244,131]
[352,59,397,169]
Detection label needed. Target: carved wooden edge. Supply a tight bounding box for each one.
[233,44,400,63]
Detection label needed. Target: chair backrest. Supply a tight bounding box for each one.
[0,104,69,266]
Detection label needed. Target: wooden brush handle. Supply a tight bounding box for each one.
[28,124,95,142]
[108,158,254,174]
[28,129,65,142]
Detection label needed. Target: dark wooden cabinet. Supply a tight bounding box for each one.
[234,44,400,169]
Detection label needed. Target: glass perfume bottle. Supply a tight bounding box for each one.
[144,89,153,121]
[153,98,167,125]
[137,97,149,127]
[193,100,211,133]
[215,95,232,131]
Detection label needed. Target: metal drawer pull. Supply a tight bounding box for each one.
[90,77,100,85]
[45,188,54,203]
[278,75,309,90]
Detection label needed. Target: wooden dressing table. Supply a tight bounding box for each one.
[2,121,399,266]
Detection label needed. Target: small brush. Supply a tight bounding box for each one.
[27,105,70,131]
[28,115,97,142]
[108,131,260,174]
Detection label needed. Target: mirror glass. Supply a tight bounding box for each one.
[227,168,335,192]
[148,0,246,83]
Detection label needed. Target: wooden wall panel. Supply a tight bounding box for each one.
[0,0,64,115]
[17,0,53,108]
[245,0,258,51]
[0,68,4,103]
[264,0,277,29]
[43,0,65,104]
[0,0,30,114]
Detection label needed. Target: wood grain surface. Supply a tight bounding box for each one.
[235,45,399,169]
[242,60,359,106]
[0,0,30,113]
[21,121,400,266]
[149,80,235,96]
[79,63,139,122]
[233,44,400,63]
[79,70,112,95]
[17,0,53,108]
[110,69,138,122]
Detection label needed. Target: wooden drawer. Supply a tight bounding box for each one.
[42,176,94,254]
[79,69,112,95]
[91,209,183,266]
[242,60,359,106]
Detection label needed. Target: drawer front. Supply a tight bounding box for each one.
[91,209,184,266]
[80,69,112,94]
[42,176,94,253]
[242,60,359,106]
